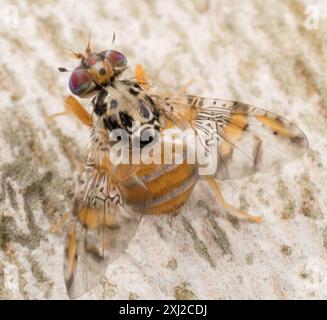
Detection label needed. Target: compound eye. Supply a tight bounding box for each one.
[69,68,94,97]
[106,50,127,68]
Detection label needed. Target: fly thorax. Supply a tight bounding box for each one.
[91,84,161,150]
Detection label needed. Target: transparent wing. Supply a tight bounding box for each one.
[162,95,308,180]
[63,126,141,299]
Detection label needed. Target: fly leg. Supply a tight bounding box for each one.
[47,95,93,127]
[135,64,150,91]
[135,64,195,96]
[207,179,262,223]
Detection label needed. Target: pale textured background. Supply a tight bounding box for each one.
[0,0,327,299]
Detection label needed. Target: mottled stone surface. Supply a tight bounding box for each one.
[0,0,326,299]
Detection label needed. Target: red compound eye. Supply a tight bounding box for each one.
[106,50,127,68]
[69,68,93,96]
[68,50,127,97]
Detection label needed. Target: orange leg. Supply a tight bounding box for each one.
[47,96,93,127]
[135,64,150,91]
[207,179,262,223]
[135,64,194,96]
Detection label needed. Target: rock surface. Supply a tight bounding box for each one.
[0,0,326,299]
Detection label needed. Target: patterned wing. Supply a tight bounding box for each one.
[162,96,308,180]
[63,125,141,299]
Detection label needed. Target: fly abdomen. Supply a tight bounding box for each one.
[121,163,198,215]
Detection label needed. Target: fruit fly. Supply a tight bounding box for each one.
[57,43,308,298]
[58,33,127,98]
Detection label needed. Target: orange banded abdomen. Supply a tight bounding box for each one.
[121,163,198,215]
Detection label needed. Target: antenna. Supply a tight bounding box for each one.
[86,28,93,56]
[112,31,116,45]
[86,23,97,56]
